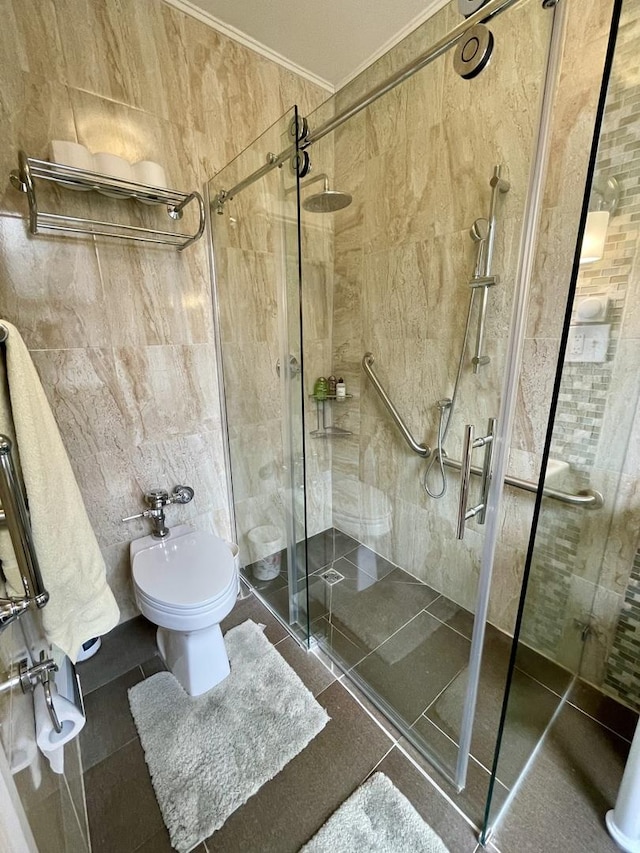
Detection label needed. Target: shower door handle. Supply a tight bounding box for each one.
[456,420,495,540]
[457,425,475,540]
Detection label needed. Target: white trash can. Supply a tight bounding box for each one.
[224,541,241,595]
[248,525,283,581]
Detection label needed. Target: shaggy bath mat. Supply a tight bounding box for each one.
[128,619,329,852]
[300,772,450,853]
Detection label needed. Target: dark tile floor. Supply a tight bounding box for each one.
[75,588,637,853]
[76,595,482,852]
[240,527,639,838]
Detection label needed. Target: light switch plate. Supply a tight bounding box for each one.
[566,323,610,363]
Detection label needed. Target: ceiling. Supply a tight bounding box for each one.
[172,0,450,90]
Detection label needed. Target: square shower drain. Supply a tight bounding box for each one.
[321,567,345,586]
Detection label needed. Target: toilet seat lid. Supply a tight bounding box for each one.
[132,528,235,608]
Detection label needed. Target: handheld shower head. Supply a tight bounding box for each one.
[470,218,489,242]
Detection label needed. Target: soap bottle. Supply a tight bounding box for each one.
[314,377,328,400]
[336,377,346,400]
[328,375,337,397]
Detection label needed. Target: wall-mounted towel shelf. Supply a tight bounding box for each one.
[10,150,205,251]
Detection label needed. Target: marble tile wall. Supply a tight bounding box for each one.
[312,0,612,637]
[0,0,326,619]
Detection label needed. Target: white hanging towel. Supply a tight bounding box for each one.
[0,321,119,661]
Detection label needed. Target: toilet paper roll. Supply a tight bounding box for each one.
[93,152,134,197]
[49,140,95,190]
[133,160,168,204]
[34,681,85,775]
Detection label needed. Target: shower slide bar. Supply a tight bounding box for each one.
[214,0,527,212]
[362,352,604,510]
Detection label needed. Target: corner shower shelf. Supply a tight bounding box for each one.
[10,150,205,251]
[310,394,353,438]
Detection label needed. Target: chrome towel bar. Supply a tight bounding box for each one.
[0,435,50,632]
[361,352,604,510]
[10,151,205,251]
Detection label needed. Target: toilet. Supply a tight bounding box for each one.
[131,524,237,696]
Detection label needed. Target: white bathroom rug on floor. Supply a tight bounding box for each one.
[300,772,450,853]
[128,619,329,853]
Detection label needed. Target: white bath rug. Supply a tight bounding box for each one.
[300,772,450,853]
[128,619,329,853]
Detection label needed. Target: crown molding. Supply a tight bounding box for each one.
[162,0,335,93]
[335,0,451,91]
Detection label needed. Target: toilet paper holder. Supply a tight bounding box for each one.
[0,650,62,733]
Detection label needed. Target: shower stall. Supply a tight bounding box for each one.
[207,0,629,840]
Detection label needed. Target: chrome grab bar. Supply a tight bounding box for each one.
[361,351,604,511]
[457,421,495,539]
[443,455,604,508]
[362,353,431,458]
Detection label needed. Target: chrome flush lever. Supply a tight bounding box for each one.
[456,418,496,539]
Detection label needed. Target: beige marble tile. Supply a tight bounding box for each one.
[1,0,66,81]
[56,0,191,119]
[189,507,234,544]
[442,0,552,123]
[198,33,284,166]
[113,344,220,444]
[221,339,282,427]
[103,542,138,624]
[73,448,150,549]
[0,217,108,348]
[542,33,609,211]
[217,248,279,344]
[229,420,285,502]
[0,69,77,217]
[488,543,527,634]
[30,348,130,461]
[592,340,640,473]
[512,337,561,455]
[132,431,228,514]
[587,472,640,595]
[365,58,443,161]
[96,238,213,347]
[526,205,577,339]
[69,89,199,190]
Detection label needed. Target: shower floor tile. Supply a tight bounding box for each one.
[419,646,563,790]
[400,719,510,830]
[309,560,440,657]
[353,610,471,725]
[492,701,629,853]
[310,615,371,669]
[304,527,360,572]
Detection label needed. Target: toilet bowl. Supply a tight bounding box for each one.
[131,524,237,696]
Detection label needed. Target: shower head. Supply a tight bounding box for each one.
[302,188,352,213]
[296,173,352,213]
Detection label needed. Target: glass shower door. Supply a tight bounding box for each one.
[208,108,311,644]
[295,0,557,802]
